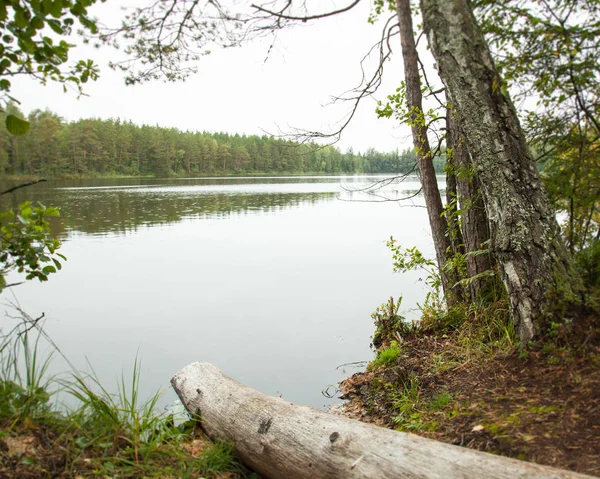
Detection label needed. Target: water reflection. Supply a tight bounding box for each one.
[0,176,428,238]
[0,175,435,410]
[0,180,340,237]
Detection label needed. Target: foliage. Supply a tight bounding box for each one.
[0,107,430,177]
[376,81,443,133]
[0,201,64,291]
[386,237,444,312]
[371,296,417,350]
[474,0,600,253]
[474,0,600,123]
[542,133,600,252]
[196,441,243,476]
[368,0,396,24]
[0,0,103,134]
[575,239,600,288]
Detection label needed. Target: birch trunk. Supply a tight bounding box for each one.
[172,362,592,479]
[420,0,583,342]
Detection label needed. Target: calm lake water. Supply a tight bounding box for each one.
[0,175,437,409]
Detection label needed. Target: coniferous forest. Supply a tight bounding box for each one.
[0,108,439,178]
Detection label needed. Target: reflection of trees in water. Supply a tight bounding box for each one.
[1,188,336,238]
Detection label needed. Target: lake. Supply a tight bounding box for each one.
[0,175,436,410]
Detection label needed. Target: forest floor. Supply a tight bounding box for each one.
[0,424,253,479]
[337,303,600,477]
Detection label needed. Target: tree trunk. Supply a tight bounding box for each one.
[172,362,592,479]
[447,105,494,300]
[396,0,454,302]
[445,106,467,302]
[420,0,583,342]
[444,138,463,258]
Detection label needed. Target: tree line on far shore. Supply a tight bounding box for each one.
[0,107,441,178]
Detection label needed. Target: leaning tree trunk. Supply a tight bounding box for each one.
[396,0,456,304]
[447,105,494,300]
[420,0,583,342]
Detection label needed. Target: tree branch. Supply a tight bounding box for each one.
[0,179,47,196]
[251,0,362,22]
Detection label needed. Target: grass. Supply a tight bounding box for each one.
[355,295,520,433]
[428,390,453,411]
[0,313,255,478]
[370,341,402,370]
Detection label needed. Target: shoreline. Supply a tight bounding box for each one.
[333,304,600,477]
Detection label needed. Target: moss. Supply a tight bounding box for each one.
[484,423,502,435]
[428,391,453,411]
[527,405,558,414]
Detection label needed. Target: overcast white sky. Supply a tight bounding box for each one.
[11,1,428,153]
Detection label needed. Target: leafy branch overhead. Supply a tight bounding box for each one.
[97,1,245,86]
[0,202,65,292]
[0,0,104,135]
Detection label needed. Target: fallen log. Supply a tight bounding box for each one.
[171,362,593,479]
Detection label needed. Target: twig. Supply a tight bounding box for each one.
[336,360,368,370]
[251,0,362,22]
[0,179,47,196]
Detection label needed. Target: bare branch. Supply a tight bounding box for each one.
[0,179,47,196]
[251,0,362,22]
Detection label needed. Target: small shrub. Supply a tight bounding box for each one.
[371,297,418,350]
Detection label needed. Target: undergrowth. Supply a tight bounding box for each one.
[364,291,516,432]
[0,311,255,478]
[359,240,599,440]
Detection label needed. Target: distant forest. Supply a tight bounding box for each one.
[0,108,446,177]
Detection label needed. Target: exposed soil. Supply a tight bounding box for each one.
[338,316,600,477]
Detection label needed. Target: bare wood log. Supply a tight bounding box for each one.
[171,362,592,479]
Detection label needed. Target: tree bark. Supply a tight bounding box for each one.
[396,0,454,302]
[420,0,583,343]
[172,362,592,479]
[445,106,467,302]
[447,105,494,300]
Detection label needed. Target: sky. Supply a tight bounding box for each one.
[10,0,424,154]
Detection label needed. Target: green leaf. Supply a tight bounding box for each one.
[6,115,30,136]
[14,8,29,28]
[42,265,56,274]
[50,0,64,18]
[47,19,63,34]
